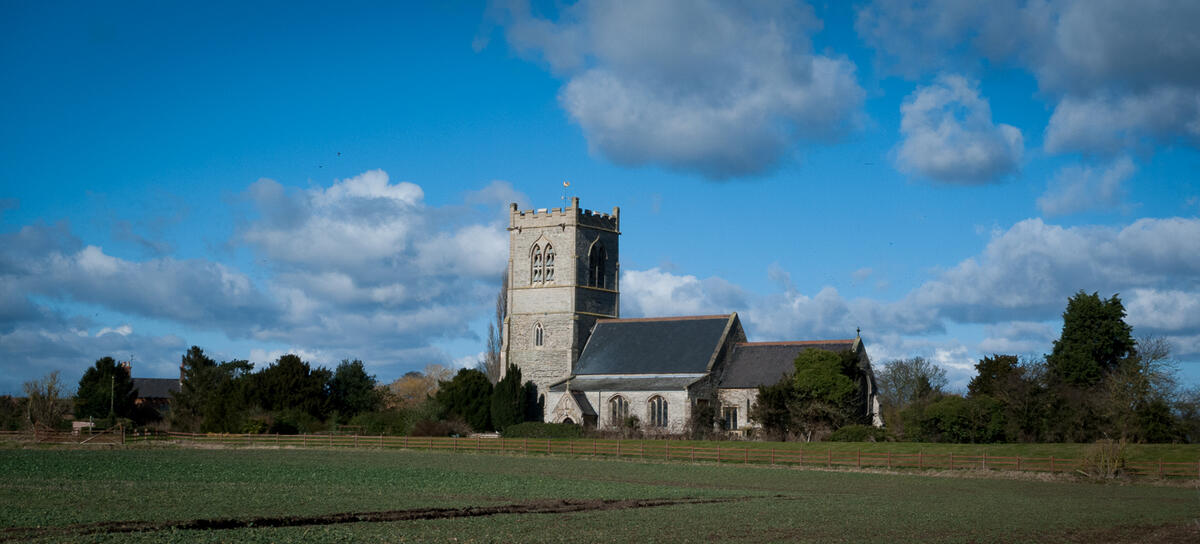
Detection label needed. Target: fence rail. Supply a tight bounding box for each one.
[109,431,1200,480]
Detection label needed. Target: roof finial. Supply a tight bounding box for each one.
[856,326,861,338]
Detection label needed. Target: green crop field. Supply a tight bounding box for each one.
[1,446,1197,543]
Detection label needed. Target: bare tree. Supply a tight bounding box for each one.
[481,269,507,383]
[1103,335,1178,440]
[24,371,66,428]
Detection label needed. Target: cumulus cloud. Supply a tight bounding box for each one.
[621,216,1200,374]
[0,171,523,391]
[1037,156,1137,216]
[491,0,865,178]
[857,0,1200,156]
[895,75,1023,184]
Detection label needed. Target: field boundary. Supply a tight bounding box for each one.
[103,431,1200,480]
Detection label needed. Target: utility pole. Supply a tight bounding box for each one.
[109,374,114,417]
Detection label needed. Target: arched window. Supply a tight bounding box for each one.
[609,395,628,424]
[531,244,542,284]
[534,322,544,347]
[588,243,607,288]
[543,244,554,282]
[647,396,668,428]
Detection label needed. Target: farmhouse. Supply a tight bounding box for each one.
[500,199,882,434]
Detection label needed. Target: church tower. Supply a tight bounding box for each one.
[501,197,620,397]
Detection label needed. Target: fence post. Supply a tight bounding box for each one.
[328,433,332,447]
[949,452,954,470]
[887,450,891,469]
[1017,455,1021,471]
[691,445,695,462]
[919,451,923,470]
[744,447,748,464]
[617,440,621,458]
[524,438,527,454]
[770,448,775,466]
[1050,456,1055,472]
[799,449,804,466]
[827,449,831,468]
[666,441,670,460]
[983,451,987,470]
[404,435,409,449]
[354,434,358,448]
[1159,459,1164,478]
[303,434,307,447]
[856,450,861,469]
[717,444,720,464]
[547,438,551,455]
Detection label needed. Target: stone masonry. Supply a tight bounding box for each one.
[500,198,620,398]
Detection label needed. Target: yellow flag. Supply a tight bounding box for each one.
[563,181,570,187]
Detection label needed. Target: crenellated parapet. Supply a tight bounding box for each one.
[509,197,619,232]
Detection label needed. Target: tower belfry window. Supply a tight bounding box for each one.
[543,244,554,282]
[588,243,607,289]
[534,322,544,347]
[531,244,542,284]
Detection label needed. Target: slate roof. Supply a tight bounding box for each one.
[132,378,181,399]
[569,391,597,417]
[718,340,856,389]
[549,376,701,392]
[573,315,734,375]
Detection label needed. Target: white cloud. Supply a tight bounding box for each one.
[857,0,1200,156]
[1043,88,1200,154]
[96,324,132,337]
[1037,156,1136,216]
[895,75,1022,184]
[0,172,525,391]
[621,216,1200,369]
[492,0,865,178]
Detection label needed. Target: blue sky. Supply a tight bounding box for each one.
[3,1,1199,394]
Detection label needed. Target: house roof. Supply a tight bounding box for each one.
[573,315,734,375]
[132,378,181,399]
[718,340,856,389]
[549,376,701,392]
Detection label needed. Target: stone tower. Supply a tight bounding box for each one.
[501,197,620,397]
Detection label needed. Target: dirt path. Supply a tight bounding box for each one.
[0,496,754,541]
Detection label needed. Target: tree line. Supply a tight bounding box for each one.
[752,291,1200,443]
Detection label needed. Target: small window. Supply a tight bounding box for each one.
[531,244,542,284]
[543,244,554,282]
[722,406,739,431]
[648,396,668,428]
[534,323,544,347]
[609,395,628,424]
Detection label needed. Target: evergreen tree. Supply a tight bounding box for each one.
[1046,291,1135,387]
[74,357,137,420]
[490,364,525,432]
[435,368,493,432]
[328,359,381,419]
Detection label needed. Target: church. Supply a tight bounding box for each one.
[500,198,883,434]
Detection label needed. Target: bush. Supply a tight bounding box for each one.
[502,422,584,439]
[1078,438,1128,480]
[829,424,888,442]
[349,409,415,436]
[410,418,472,437]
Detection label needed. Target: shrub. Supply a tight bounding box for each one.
[829,424,888,442]
[1078,438,1128,480]
[502,422,585,439]
[349,409,415,436]
[410,418,472,437]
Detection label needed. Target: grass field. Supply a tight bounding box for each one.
[2,446,1198,542]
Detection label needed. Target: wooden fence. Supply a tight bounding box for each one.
[118,431,1199,480]
[0,426,125,445]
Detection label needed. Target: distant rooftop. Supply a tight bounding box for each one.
[718,340,856,389]
[573,315,733,375]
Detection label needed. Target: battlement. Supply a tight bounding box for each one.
[509,197,620,231]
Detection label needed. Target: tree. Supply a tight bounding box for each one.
[24,371,66,428]
[1046,291,1135,387]
[490,364,525,432]
[480,270,508,384]
[876,357,947,409]
[172,346,254,433]
[251,354,331,419]
[435,368,493,432]
[386,364,451,409]
[328,359,381,419]
[74,357,137,420]
[1101,336,1180,442]
[750,377,795,440]
[968,355,1021,398]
